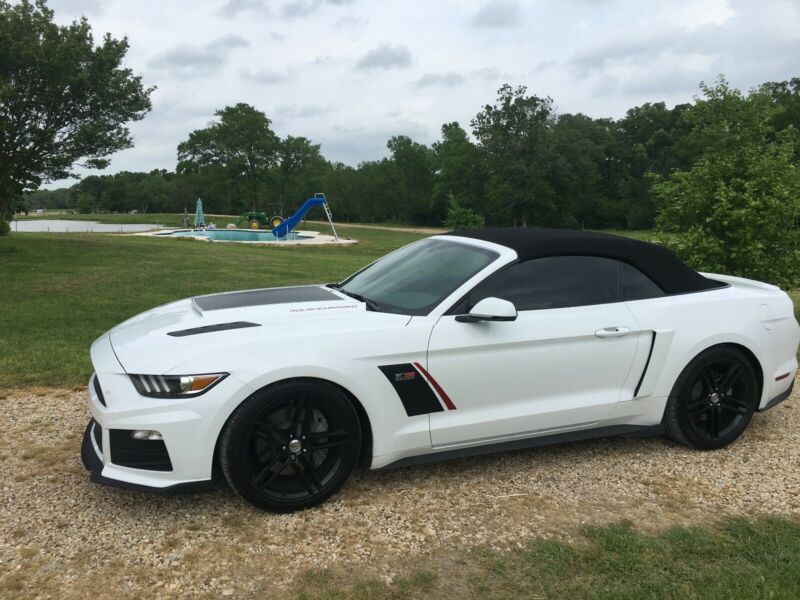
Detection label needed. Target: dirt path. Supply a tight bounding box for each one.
[1,380,797,597]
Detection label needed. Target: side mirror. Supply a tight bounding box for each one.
[456,297,517,323]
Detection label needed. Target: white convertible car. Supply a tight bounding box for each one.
[82,228,799,512]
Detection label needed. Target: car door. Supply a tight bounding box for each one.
[427,256,649,447]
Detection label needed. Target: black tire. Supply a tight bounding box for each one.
[219,380,361,512]
[664,346,758,450]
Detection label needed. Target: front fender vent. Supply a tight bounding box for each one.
[93,374,107,407]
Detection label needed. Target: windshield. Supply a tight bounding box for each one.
[338,238,499,315]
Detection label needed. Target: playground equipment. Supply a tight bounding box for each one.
[273,193,337,240]
[234,193,338,241]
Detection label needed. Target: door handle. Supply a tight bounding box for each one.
[595,326,631,338]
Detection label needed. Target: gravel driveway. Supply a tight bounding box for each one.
[1,381,798,597]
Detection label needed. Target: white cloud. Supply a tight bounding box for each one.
[240,67,295,85]
[472,0,520,28]
[38,0,800,186]
[47,0,107,17]
[148,35,250,79]
[276,104,336,118]
[218,0,269,18]
[414,72,466,88]
[354,43,412,71]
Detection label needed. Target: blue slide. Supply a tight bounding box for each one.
[272,194,327,238]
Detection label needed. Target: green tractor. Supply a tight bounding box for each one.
[236,211,285,230]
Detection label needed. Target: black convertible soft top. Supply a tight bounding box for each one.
[445,227,722,295]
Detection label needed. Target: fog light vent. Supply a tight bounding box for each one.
[110,429,173,471]
[131,430,163,441]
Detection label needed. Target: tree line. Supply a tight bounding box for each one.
[25,78,800,234]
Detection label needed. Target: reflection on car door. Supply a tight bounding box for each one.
[427,304,642,446]
[426,256,650,447]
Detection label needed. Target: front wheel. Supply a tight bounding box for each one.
[664,346,758,450]
[219,380,361,512]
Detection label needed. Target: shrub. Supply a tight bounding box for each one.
[443,193,485,230]
[654,79,800,288]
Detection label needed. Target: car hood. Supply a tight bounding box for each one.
[108,285,406,373]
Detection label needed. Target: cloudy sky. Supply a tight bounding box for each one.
[45,0,800,187]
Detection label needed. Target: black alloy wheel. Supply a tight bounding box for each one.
[665,346,758,450]
[220,380,361,512]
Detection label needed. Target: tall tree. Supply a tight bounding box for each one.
[0,0,152,233]
[614,102,692,228]
[547,113,611,228]
[654,78,800,288]
[471,84,555,226]
[432,122,487,222]
[320,162,359,221]
[273,136,326,207]
[386,135,437,224]
[177,103,280,213]
[760,77,800,162]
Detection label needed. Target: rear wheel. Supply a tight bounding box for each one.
[220,380,361,512]
[664,346,758,450]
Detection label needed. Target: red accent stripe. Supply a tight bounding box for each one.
[413,361,456,410]
[775,372,791,381]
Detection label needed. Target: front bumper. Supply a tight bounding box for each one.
[81,419,213,493]
[83,334,252,492]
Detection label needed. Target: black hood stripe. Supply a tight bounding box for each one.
[193,286,340,311]
[167,321,261,337]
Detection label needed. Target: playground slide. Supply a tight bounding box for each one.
[272,194,327,237]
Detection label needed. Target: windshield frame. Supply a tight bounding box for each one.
[335,238,503,317]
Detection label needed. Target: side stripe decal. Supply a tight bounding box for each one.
[413,362,457,410]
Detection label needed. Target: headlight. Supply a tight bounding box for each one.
[129,373,227,398]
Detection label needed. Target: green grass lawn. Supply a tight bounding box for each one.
[1,223,797,388]
[0,225,424,388]
[2,223,799,388]
[298,517,800,599]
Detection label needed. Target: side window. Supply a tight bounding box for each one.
[621,262,665,301]
[467,256,621,311]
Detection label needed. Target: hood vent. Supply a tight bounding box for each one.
[167,321,261,337]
